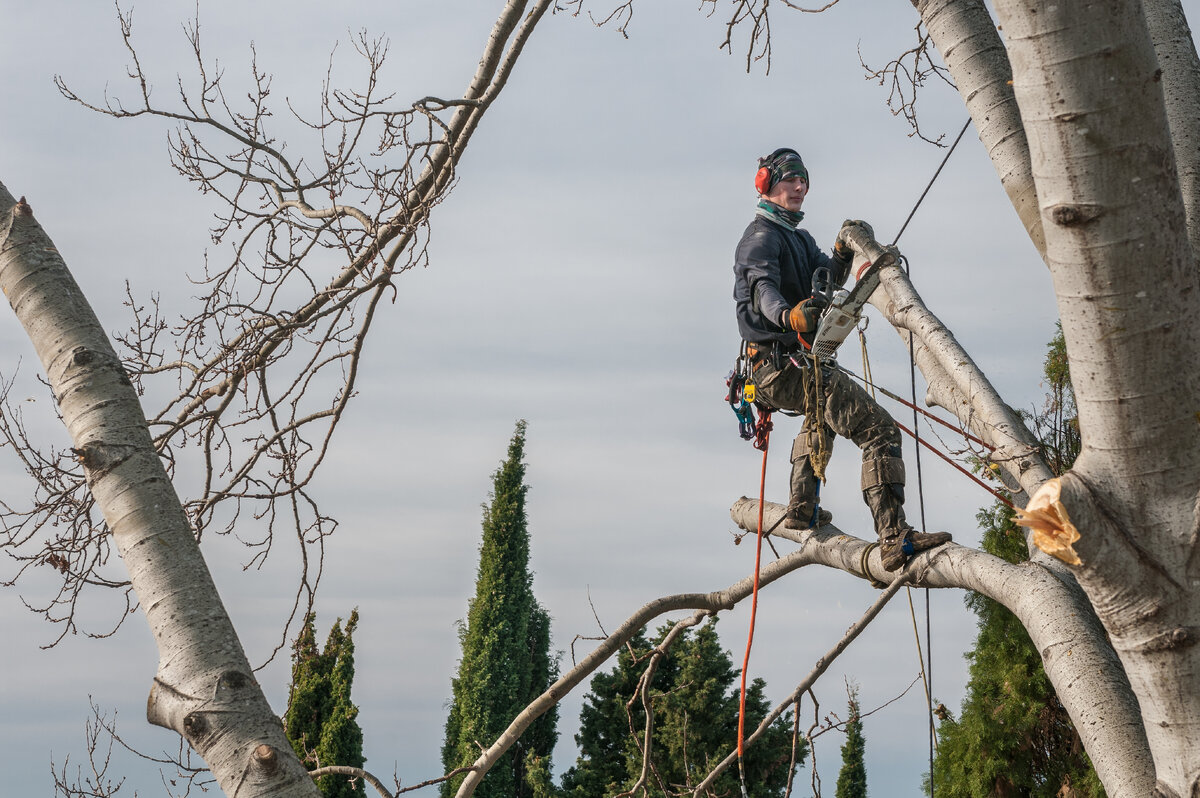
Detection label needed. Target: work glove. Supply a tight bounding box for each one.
[785,295,828,334]
[833,219,875,259]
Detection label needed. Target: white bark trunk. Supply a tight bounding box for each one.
[1144,0,1200,258]
[857,220,1160,791]
[0,183,319,798]
[993,0,1200,793]
[729,499,1154,797]
[917,0,1045,256]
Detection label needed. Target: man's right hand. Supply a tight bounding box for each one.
[785,297,827,333]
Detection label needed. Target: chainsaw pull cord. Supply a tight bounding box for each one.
[737,409,771,795]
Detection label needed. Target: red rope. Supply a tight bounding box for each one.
[893,419,1014,509]
[848,369,994,451]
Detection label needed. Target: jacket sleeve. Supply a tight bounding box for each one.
[736,226,791,329]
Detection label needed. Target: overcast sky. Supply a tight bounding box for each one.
[3,1,1191,795]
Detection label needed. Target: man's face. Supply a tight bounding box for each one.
[763,176,809,212]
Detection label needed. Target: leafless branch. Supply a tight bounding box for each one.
[2,0,552,646]
[51,700,213,798]
[308,765,398,798]
[860,21,955,145]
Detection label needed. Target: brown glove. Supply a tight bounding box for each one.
[785,296,827,333]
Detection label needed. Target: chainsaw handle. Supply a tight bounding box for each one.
[811,266,835,306]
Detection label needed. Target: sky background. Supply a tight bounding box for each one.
[1,1,1187,795]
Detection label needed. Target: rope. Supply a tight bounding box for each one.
[892,419,1015,509]
[854,332,1013,508]
[858,542,887,589]
[738,410,772,794]
[804,353,831,481]
[840,366,995,452]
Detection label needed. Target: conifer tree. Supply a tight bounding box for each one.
[284,610,366,798]
[441,421,559,798]
[929,327,1102,797]
[835,683,867,798]
[561,620,802,798]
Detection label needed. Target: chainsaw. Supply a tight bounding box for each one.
[807,223,899,361]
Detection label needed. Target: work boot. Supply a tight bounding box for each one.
[879,528,953,572]
[784,505,833,530]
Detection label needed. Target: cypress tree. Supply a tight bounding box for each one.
[284,610,366,798]
[835,683,867,798]
[562,620,802,798]
[440,421,559,798]
[929,326,1102,797]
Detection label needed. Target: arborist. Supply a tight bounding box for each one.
[732,147,951,572]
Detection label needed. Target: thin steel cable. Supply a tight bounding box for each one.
[891,118,973,247]
[891,120,972,796]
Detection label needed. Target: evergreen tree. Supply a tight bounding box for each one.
[929,327,1102,797]
[284,610,366,798]
[835,683,867,798]
[562,620,802,798]
[441,421,559,798]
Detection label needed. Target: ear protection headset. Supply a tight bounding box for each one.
[754,148,804,195]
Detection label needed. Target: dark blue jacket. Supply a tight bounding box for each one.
[733,215,847,349]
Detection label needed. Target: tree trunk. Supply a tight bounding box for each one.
[0,183,320,798]
[1144,0,1200,258]
[917,0,1044,256]
[992,1,1200,793]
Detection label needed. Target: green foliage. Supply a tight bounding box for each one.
[441,421,560,798]
[928,325,1103,797]
[835,683,867,798]
[1034,323,1080,475]
[284,610,366,798]
[561,620,803,798]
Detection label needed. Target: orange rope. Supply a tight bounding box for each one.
[738,411,771,773]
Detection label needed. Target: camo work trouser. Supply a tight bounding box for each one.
[754,352,910,542]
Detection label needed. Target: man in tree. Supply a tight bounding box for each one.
[733,147,951,571]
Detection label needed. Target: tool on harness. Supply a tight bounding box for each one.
[726,345,775,448]
[726,356,758,442]
[807,222,899,361]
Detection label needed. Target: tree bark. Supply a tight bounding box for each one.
[992,0,1200,793]
[917,0,1044,257]
[1144,0,1200,258]
[0,183,319,798]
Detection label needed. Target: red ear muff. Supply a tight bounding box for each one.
[755,166,771,195]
